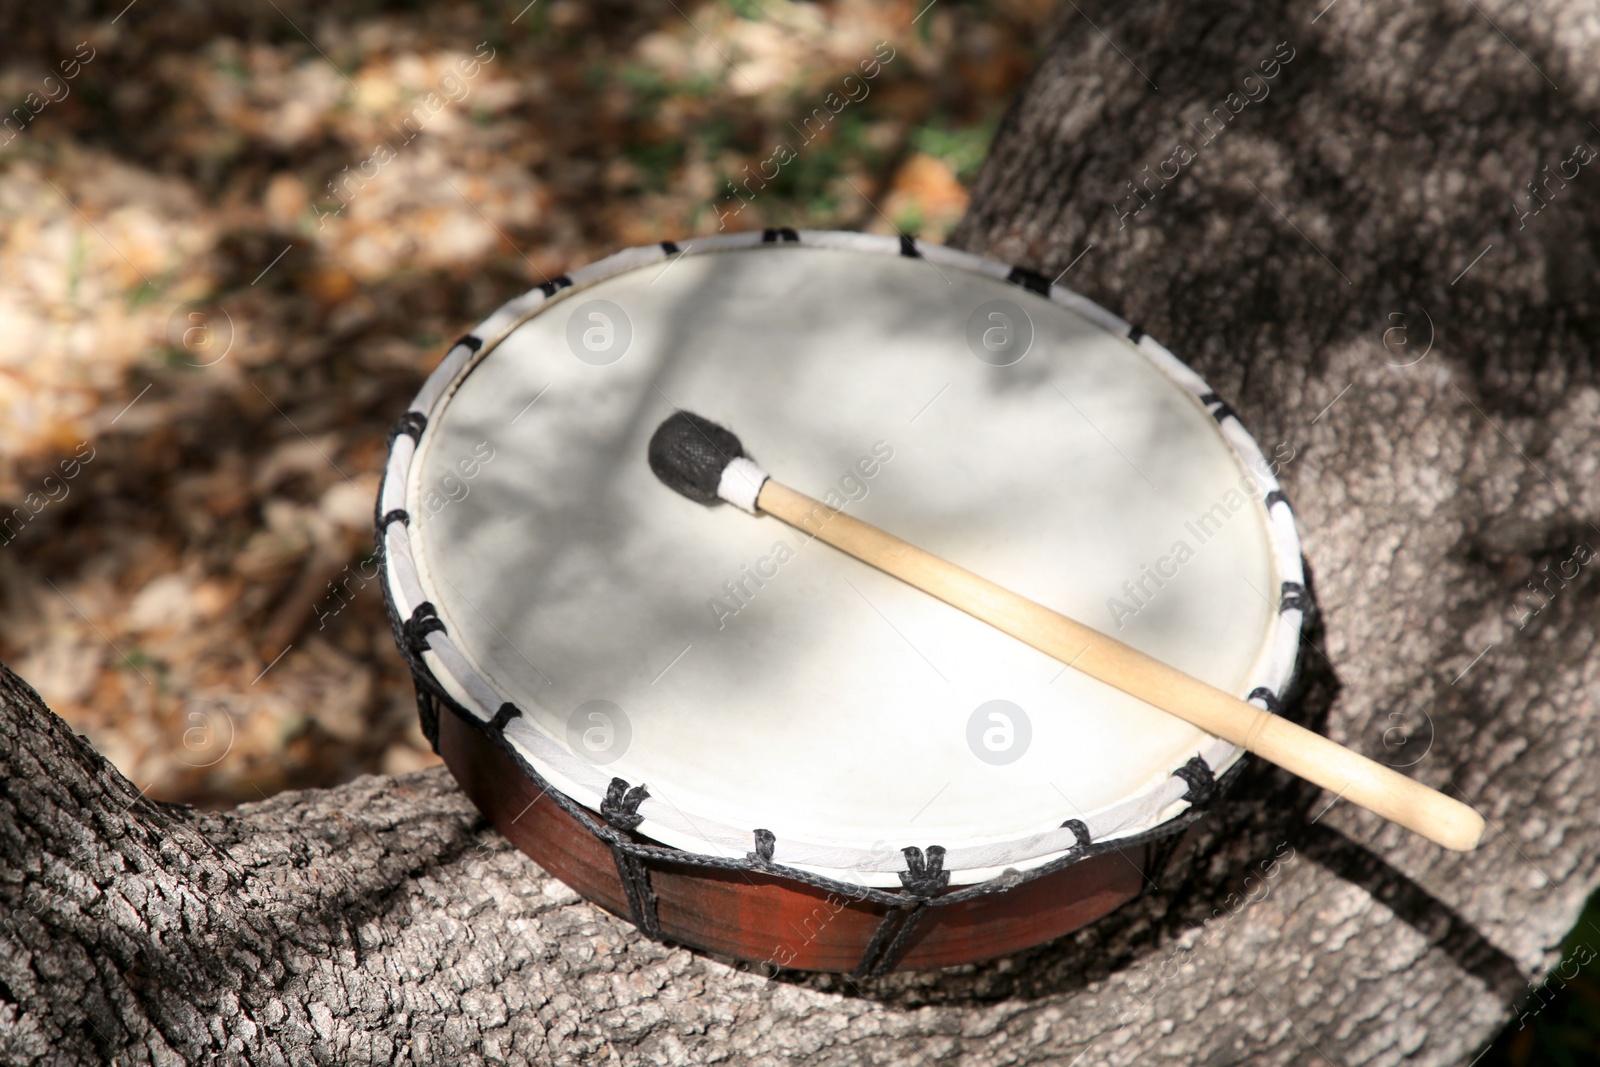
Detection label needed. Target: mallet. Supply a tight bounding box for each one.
[648,410,1485,852]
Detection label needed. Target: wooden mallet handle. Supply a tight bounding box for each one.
[756,479,1485,852]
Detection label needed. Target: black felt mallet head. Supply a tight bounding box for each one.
[648,410,769,511]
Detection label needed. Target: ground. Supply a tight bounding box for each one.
[0,0,1048,808]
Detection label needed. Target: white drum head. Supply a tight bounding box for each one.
[383,232,1303,887]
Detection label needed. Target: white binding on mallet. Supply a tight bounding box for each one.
[647,410,1485,853]
[717,456,770,514]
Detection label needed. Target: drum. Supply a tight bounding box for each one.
[377,229,1308,974]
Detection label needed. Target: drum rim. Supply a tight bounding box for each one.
[377,228,1310,889]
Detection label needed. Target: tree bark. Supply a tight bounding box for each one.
[4,1,1599,1063]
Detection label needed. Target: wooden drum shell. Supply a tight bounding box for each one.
[439,707,1156,973]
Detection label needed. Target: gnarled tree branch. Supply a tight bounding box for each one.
[4,0,1599,1063]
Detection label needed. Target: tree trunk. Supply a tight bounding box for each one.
[5,1,1599,1063]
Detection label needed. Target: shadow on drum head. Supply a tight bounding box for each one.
[763,565,1522,1010]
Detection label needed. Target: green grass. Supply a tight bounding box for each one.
[623,139,687,192]
[125,271,177,312]
[216,57,250,84]
[1479,887,1600,1066]
[909,112,999,184]
[893,201,924,236]
[617,63,673,103]
[66,227,87,305]
[757,110,877,223]
[721,0,766,21]
[615,63,723,125]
